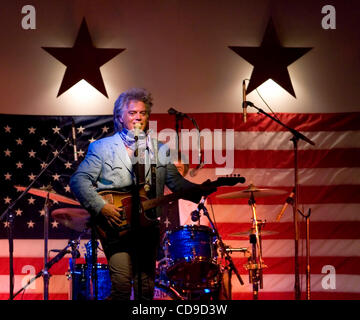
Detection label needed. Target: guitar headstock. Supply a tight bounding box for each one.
[214,175,246,187]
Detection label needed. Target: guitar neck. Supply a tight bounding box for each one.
[141,176,244,211]
[142,191,187,211]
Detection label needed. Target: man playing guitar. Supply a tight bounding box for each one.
[70,88,216,300]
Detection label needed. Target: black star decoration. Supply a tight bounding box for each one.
[42,18,125,98]
[229,18,312,97]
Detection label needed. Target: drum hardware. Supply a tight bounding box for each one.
[245,186,267,300]
[69,262,111,300]
[224,247,248,253]
[42,188,52,300]
[50,205,110,300]
[68,239,111,300]
[197,196,244,300]
[12,185,82,300]
[160,196,248,300]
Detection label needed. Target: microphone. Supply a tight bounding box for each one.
[71,120,78,161]
[168,107,189,119]
[242,79,247,123]
[191,196,206,222]
[134,123,142,138]
[276,188,295,222]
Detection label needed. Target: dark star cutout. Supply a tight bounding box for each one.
[229,18,312,97]
[42,18,125,98]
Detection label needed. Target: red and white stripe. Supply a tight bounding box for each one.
[177,112,360,300]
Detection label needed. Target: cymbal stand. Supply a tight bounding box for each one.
[43,190,52,300]
[12,239,80,300]
[198,197,244,291]
[244,192,267,300]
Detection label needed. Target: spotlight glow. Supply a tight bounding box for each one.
[65,80,104,103]
[256,79,290,98]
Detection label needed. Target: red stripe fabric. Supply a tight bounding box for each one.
[217,221,360,240]
[151,112,360,132]
[186,149,360,169]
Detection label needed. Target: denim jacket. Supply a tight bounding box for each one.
[70,132,199,217]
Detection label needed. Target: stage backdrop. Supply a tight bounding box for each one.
[0,0,360,300]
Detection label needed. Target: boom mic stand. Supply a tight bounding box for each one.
[0,137,73,300]
[245,101,315,300]
[12,239,80,300]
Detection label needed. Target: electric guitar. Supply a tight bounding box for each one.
[94,176,245,241]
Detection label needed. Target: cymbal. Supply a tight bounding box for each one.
[52,208,90,232]
[15,185,80,205]
[229,230,279,237]
[217,184,287,199]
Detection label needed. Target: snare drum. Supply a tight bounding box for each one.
[163,225,219,287]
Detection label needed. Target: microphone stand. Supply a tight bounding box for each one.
[197,198,244,294]
[0,137,72,300]
[132,129,142,299]
[298,207,312,300]
[12,239,79,300]
[246,101,315,300]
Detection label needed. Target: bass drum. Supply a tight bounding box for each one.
[69,263,111,300]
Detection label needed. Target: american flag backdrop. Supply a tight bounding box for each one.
[1,111,360,300]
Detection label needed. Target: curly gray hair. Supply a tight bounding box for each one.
[113,88,153,132]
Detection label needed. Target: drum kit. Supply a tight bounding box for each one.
[154,184,287,300]
[13,183,288,300]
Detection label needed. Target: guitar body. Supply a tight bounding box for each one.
[92,176,245,242]
[94,189,158,241]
